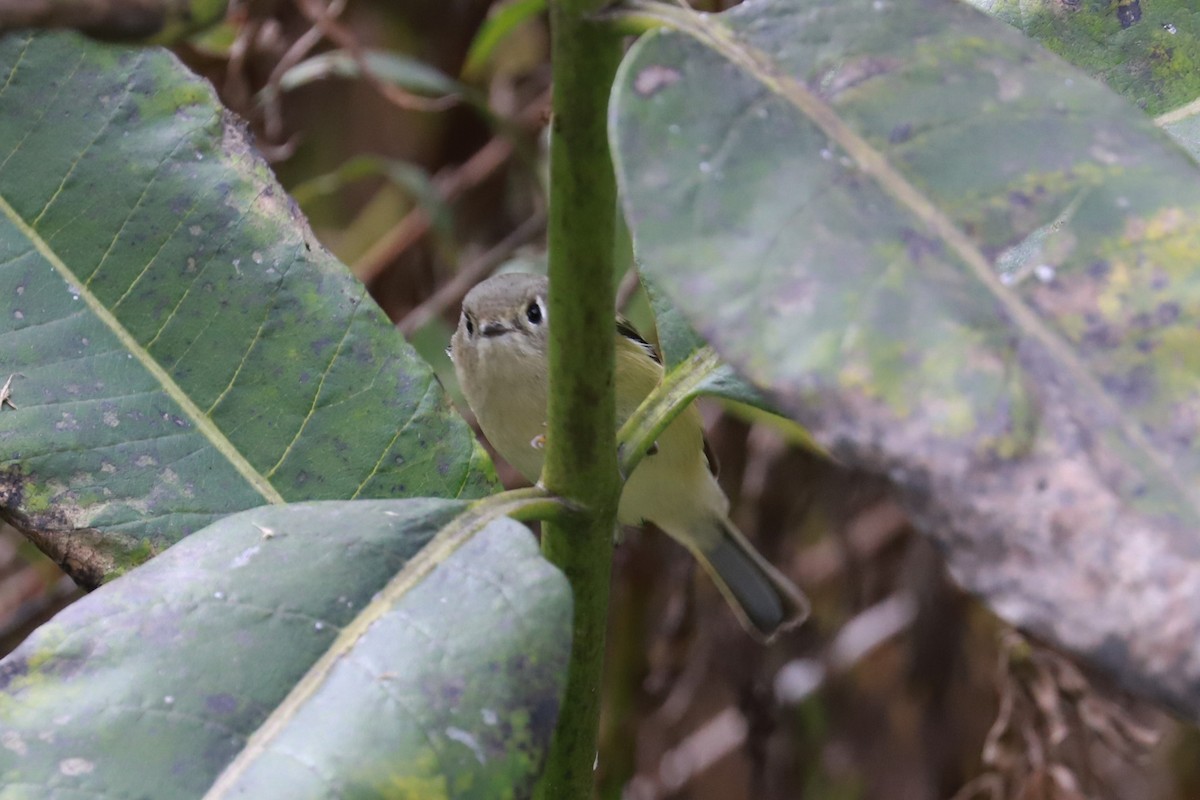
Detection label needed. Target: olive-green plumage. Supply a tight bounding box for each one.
[449,273,809,640]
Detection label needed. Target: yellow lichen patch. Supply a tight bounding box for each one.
[370,748,451,800]
[1095,258,1133,319]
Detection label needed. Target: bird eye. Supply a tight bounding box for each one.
[464,314,475,336]
[526,300,543,325]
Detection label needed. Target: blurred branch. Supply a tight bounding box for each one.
[258,0,347,141]
[354,88,551,284]
[628,593,918,799]
[0,524,82,657]
[628,706,748,800]
[774,593,917,703]
[289,155,452,238]
[222,15,263,112]
[0,0,227,41]
[0,574,80,656]
[397,210,546,335]
[292,0,458,113]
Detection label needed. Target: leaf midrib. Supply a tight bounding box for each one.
[0,192,284,505]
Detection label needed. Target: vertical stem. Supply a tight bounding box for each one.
[535,0,623,796]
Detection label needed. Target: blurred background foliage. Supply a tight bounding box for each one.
[3,1,1200,797]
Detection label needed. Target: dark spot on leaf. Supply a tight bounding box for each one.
[1155,302,1181,326]
[1101,364,1154,405]
[205,693,238,715]
[440,677,465,709]
[0,655,29,691]
[1083,321,1122,349]
[1009,191,1034,208]
[888,123,913,144]
[1116,0,1141,28]
[900,228,943,263]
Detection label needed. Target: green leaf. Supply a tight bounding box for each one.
[288,154,455,240]
[964,0,1200,161]
[462,0,547,80]
[612,1,1200,716]
[637,274,819,454]
[0,499,571,798]
[965,0,1200,117]
[279,49,462,98]
[0,32,495,585]
[641,274,770,410]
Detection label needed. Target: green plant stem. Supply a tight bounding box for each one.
[535,0,624,796]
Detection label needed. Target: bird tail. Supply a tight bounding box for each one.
[693,516,810,642]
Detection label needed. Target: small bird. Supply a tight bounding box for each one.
[449,273,809,641]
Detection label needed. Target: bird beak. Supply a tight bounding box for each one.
[481,322,511,338]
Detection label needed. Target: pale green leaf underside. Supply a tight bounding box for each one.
[0,499,570,798]
[612,0,1200,716]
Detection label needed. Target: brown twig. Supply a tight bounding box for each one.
[0,573,81,657]
[223,15,261,115]
[628,593,918,799]
[292,0,459,114]
[354,88,552,284]
[396,210,547,335]
[259,0,347,141]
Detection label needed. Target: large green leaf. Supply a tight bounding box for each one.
[612,1,1200,717]
[0,32,494,585]
[964,0,1200,161]
[965,0,1200,117]
[0,499,570,798]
